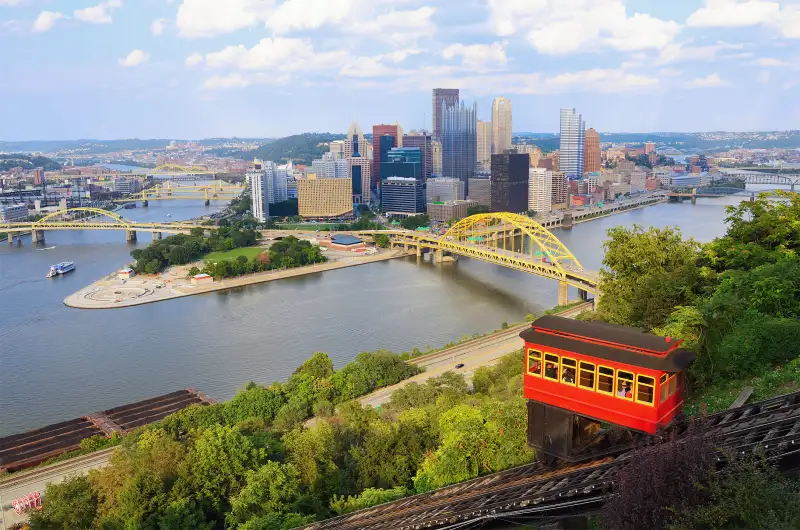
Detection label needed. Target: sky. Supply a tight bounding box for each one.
[2,0,800,140]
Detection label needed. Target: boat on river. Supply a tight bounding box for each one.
[46,262,75,278]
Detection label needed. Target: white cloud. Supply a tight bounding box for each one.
[185,52,204,67]
[0,0,21,5]
[150,18,167,36]
[32,11,65,32]
[347,6,436,43]
[176,0,275,38]
[659,68,682,77]
[202,73,251,90]
[686,73,730,88]
[487,0,680,55]
[757,70,771,84]
[687,0,780,28]
[382,48,422,63]
[266,0,356,34]
[118,49,150,67]
[750,57,787,66]
[442,42,507,69]
[340,57,407,78]
[687,0,800,39]
[657,41,744,65]
[201,37,348,72]
[74,0,122,24]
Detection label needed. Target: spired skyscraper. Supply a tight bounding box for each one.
[441,100,477,193]
[432,88,459,140]
[491,97,512,154]
[559,108,585,179]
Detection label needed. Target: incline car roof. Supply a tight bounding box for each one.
[519,315,696,372]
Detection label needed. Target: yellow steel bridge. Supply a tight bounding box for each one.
[362,213,598,305]
[146,164,218,177]
[2,208,201,244]
[113,181,246,203]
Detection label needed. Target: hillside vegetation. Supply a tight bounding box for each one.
[0,153,61,171]
[237,133,346,165]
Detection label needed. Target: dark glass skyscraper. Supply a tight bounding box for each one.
[490,151,529,213]
[381,147,422,180]
[402,133,432,180]
[432,88,459,140]
[442,100,477,194]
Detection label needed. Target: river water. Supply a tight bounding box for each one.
[0,188,772,436]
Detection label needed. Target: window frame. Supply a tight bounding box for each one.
[668,373,678,396]
[616,370,634,400]
[635,374,656,406]
[659,373,669,403]
[578,361,596,391]
[560,357,577,386]
[526,349,542,377]
[543,353,560,381]
[597,365,615,396]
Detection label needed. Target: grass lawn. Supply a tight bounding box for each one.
[204,246,266,263]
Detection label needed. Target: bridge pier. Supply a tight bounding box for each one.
[142,200,149,207]
[152,231,162,240]
[31,229,45,245]
[578,289,588,301]
[435,248,443,264]
[691,196,697,205]
[205,199,210,206]
[126,230,137,242]
[558,281,569,307]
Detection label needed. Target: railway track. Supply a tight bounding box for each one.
[301,391,800,530]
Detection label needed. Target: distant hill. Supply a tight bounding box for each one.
[0,153,61,171]
[236,133,346,165]
[0,138,275,155]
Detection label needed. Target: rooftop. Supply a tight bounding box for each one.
[331,234,363,246]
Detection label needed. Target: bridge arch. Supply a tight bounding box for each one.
[443,212,584,277]
[151,164,210,173]
[34,208,131,227]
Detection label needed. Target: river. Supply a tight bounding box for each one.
[0,187,774,436]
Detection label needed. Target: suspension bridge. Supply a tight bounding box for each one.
[361,213,598,306]
[2,208,201,245]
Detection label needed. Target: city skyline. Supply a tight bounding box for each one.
[3,1,800,140]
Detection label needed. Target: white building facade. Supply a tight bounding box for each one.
[528,167,551,213]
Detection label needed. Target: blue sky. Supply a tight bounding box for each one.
[2,0,800,140]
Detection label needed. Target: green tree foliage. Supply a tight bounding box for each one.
[0,153,61,171]
[129,227,258,274]
[239,133,345,165]
[330,487,408,515]
[597,225,702,329]
[373,233,390,248]
[28,475,97,530]
[400,214,430,230]
[331,350,422,402]
[467,204,490,216]
[227,462,302,526]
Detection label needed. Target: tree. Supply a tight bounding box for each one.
[467,204,490,216]
[597,225,702,330]
[227,461,302,525]
[28,475,97,530]
[373,234,390,248]
[330,487,407,515]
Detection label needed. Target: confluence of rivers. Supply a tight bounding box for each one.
[0,186,773,436]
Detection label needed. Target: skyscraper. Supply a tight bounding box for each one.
[528,167,552,213]
[432,88,459,139]
[490,151,529,213]
[431,140,443,176]
[442,100,477,193]
[491,97,512,154]
[477,120,492,170]
[403,132,432,180]
[584,128,601,174]
[372,124,401,188]
[559,108,585,178]
[247,159,273,222]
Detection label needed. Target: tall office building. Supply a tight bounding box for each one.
[584,128,601,174]
[441,100,477,193]
[468,172,491,207]
[515,143,542,167]
[477,120,492,170]
[550,171,569,208]
[33,168,45,186]
[431,140,443,176]
[528,167,551,213]
[426,177,465,202]
[491,97,512,154]
[247,159,273,222]
[559,108,585,178]
[348,157,371,204]
[329,140,345,158]
[432,88,459,139]
[403,132,432,180]
[644,141,656,154]
[344,121,370,160]
[311,152,349,179]
[372,124,401,187]
[298,177,353,219]
[381,147,422,181]
[381,177,426,216]
[490,151,529,213]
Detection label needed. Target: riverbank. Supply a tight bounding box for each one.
[572,196,669,225]
[64,247,410,309]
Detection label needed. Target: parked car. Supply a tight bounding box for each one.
[455,363,465,369]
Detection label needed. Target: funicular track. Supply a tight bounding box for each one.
[302,391,800,530]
